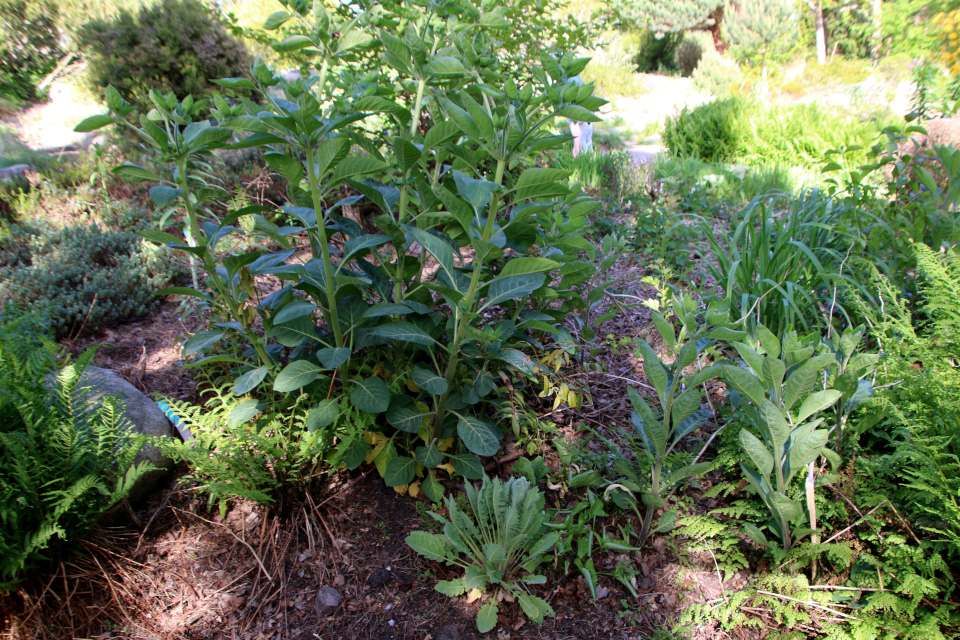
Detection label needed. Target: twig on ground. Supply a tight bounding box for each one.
[170,506,273,581]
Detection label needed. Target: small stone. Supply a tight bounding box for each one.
[435,624,460,640]
[314,586,342,618]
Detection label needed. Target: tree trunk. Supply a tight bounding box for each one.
[871,0,882,64]
[811,0,826,64]
[707,5,726,53]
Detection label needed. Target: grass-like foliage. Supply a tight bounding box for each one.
[0,308,153,590]
[406,476,557,632]
[703,189,868,337]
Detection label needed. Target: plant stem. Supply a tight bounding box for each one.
[306,152,349,385]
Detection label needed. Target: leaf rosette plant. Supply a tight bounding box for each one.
[405,475,558,632]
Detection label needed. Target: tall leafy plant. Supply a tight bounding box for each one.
[722,325,841,551]
[625,293,743,544]
[76,0,608,497]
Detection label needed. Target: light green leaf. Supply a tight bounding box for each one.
[477,603,499,633]
[406,531,450,562]
[307,400,340,432]
[500,257,560,277]
[796,390,842,424]
[722,365,767,407]
[74,114,114,133]
[232,366,268,395]
[263,10,291,29]
[183,331,225,356]
[739,429,773,478]
[274,360,321,392]
[636,340,667,401]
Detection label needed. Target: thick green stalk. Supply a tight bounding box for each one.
[306,153,346,359]
[177,158,271,368]
[409,79,426,136]
[431,158,507,438]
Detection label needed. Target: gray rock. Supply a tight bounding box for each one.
[0,164,33,181]
[77,367,174,503]
[314,586,342,617]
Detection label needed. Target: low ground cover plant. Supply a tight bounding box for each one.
[0,306,151,590]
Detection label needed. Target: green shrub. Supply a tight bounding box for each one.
[664,98,881,167]
[0,222,180,336]
[674,35,703,76]
[663,98,741,163]
[633,29,682,73]
[0,0,59,102]
[0,309,152,590]
[78,0,250,106]
[692,51,742,97]
[79,1,610,501]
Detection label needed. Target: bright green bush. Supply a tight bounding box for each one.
[0,308,151,589]
[663,97,742,163]
[674,35,703,76]
[0,222,180,336]
[664,97,880,167]
[633,29,683,73]
[0,0,60,102]
[78,0,250,106]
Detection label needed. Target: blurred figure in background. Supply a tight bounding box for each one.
[567,75,593,157]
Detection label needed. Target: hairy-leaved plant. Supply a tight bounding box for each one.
[722,325,842,551]
[405,475,558,633]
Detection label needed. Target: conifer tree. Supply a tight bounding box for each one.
[615,0,726,50]
[723,0,796,80]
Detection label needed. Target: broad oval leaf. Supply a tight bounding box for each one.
[307,400,340,432]
[386,405,426,433]
[274,300,317,324]
[183,330,225,356]
[274,360,321,392]
[477,603,499,633]
[350,376,390,414]
[457,415,501,456]
[317,347,350,369]
[384,455,417,486]
[74,114,114,133]
[499,257,560,277]
[232,366,269,395]
[796,389,842,424]
[483,273,545,308]
[411,366,448,395]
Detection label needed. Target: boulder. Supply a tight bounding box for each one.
[78,366,174,504]
[895,117,960,187]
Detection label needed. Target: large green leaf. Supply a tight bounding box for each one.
[499,257,560,277]
[274,301,316,324]
[274,360,321,392]
[403,225,457,286]
[268,315,315,348]
[760,400,791,456]
[415,444,443,468]
[412,366,448,395]
[739,429,773,478]
[371,321,436,347]
[767,491,802,524]
[448,453,484,479]
[183,331,225,356]
[232,366,268,395]
[636,340,667,401]
[307,400,340,432]
[317,347,350,369]
[331,156,388,184]
[722,365,767,407]
[350,376,390,413]
[795,390,842,424]
[457,415,500,456]
[74,114,114,133]
[386,406,426,433]
[385,456,417,486]
[513,167,571,200]
[483,273,545,308]
[264,152,303,184]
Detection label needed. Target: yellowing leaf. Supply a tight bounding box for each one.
[438,435,455,452]
[393,483,409,495]
[406,378,420,392]
[408,480,421,497]
[466,588,483,603]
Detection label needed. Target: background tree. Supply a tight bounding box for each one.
[0,0,60,102]
[613,0,727,51]
[723,0,796,80]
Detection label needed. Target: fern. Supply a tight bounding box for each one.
[0,305,152,589]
